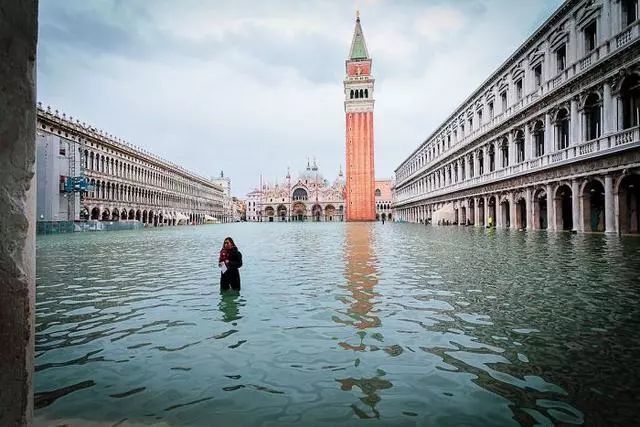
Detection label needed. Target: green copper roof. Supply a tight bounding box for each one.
[349,18,369,60]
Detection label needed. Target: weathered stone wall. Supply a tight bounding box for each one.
[0,1,38,425]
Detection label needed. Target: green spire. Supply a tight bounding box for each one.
[349,14,369,60]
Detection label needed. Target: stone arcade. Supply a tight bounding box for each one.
[395,0,640,234]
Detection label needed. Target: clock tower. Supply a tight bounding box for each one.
[344,12,375,222]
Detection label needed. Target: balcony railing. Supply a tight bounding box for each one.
[396,127,640,206]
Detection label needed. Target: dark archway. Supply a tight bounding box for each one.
[516,197,527,230]
[488,196,496,227]
[533,189,548,230]
[618,174,640,234]
[555,184,573,230]
[101,209,110,221]
[91,207,100,220]
[501,199,510,228]
[620,73,640,129]
[582,180,605,232]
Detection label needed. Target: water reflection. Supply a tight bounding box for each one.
[218,292,243,323]
[335,223,391,419]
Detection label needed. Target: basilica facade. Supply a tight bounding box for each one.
[395,0,640,235]
[246,160,345,222]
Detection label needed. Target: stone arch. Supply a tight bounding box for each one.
[264,206,275,222]
[277,204,287,221]
[325,204,336,221]
[312,204,322,222]
[90,207,100,220]
[618,72,640,129]
[554,183,573,230]
[515,193,527,230]
[617,172,640,234]
[532,187,548,229]
[292,187,308,201]
[292,202,306,221]
[582,179,606,232]
[101,208,110,221]
[487,195,497,227]
[128,209,135,220]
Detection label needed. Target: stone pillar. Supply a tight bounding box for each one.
[484,197,490,227]
[570,97,579,145]
[604,174,616,233]
[545,113,553,154]
[508,132,515,167]
[474,197,480,227]
[524,124,532,160]
[509,193,517,229]
[496,197,503,228]
[546,183,555,231]
[525,187,533,230]
[603,81,613,135]
[0,2,37,426]
[571,179,581,232]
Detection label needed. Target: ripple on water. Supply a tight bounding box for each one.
[34,223,640,425]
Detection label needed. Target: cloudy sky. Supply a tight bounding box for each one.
[38,0,563,196]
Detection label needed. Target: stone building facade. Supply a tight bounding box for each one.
[37,104,225,226]
[246,160,346,222]
[395,0,640,234]
[375,179,394,221]
[345,13,376,221]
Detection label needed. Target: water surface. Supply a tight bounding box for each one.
[35,223,640,426]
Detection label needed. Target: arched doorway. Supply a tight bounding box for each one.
[618,174,640,234]
[292,188,308,201]
[142,210,148,224]
[264,206,275,222]
[91,207,100,220]
[555,184,573,230]
[277,204,287,221]
[312,204,322,222]
[292,202,306,221]
[533,188,548,229]
[101,209,110,221]
[79,207,89,221]
[460,206,467,225]
[488,196,496,227]
[500,199,510,228]
[515,197,527,230]
[112,208,120,221]
[128,209,135,220]
[582,180,605,232]
[325,205,336,222]
[468,198,475,226]
[136,210,142,221]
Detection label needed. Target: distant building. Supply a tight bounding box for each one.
[232,197,246,222]
[36,104,224,229]
[247,159,346,222]
[375,180,394,221]
[211,172,234,223]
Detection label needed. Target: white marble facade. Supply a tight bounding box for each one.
[395,0,640,234]
[247,160,345,222]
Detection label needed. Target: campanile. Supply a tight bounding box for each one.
[344,12,375,222]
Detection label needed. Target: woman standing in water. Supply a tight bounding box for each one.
[219,237,243,292]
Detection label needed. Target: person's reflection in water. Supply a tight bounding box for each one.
[218,292,243,324]
[334,223,391,419]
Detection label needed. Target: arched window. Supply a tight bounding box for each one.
[478,150,484,175]
[355,90,359,99]
[488,144,496,172]
[292,188,308,201]
[350,89,354,99]
[501,138,509,167]
[375,188,381,197]
[359,89,364,98]
[622,0,638,27]
[515,130,525,163]
[365,89,369,98]
[533,120,545,157]
[555,108,570,149]
[620,74,640,129]
[584,93,601,140]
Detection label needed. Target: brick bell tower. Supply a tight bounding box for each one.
[344,11,375,222]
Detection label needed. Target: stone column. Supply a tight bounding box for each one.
[474,197,481,227]
[546,183,555,231]
[484,196,490,228]
[508,132,515,167]
[571,179,581,232]
[603,81,613,135]
[545,112,553,155]
[0,2,37,426]
[570,97,579,146]
[524,123,532,161]
[509,193,517,229]
[605,174,616,233]
[496,197,503,228]
[525,187,533,230]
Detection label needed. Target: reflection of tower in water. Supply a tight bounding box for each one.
[335,223,391,419]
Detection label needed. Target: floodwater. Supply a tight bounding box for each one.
[34,223,640,426]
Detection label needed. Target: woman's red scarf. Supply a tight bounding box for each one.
[219,244,235,264]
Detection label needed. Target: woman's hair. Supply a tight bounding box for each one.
[222,237,236,248]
